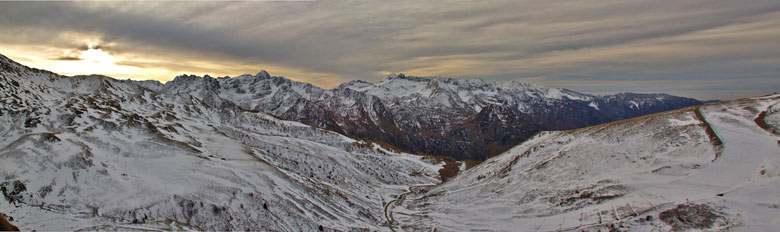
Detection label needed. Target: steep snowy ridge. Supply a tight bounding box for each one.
[0,54,441,231]
[393,95,780,231]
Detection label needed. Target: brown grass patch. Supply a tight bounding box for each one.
[462,159,483,170]
[660,203,722,231]
[438,160,460,182]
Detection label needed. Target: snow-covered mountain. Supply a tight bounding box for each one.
[1,53,736,231]
[391,94,780,231]
[150,71,702,161]
[0,54,442,231]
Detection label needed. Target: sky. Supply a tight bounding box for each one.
[0,0,778,100]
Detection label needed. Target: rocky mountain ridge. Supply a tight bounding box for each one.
[148,69,703,160]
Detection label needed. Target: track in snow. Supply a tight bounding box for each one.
[383,184,437,232]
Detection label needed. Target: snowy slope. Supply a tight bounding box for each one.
[392,95,780,231]
[0,54,441,231]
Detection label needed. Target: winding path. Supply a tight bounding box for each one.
[383,184,435,232]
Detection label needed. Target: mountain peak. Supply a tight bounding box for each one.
[335,79,373,90]
[0,53,26,73]
[383,73,405,81]
[0,53,11,64]
[171,74,201,82]
[382,73,454,84]
[381,73,495,89]
[256,70,271,79]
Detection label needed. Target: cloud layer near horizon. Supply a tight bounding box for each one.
[1,0,779,100]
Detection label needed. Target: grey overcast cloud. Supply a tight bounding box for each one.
[1,0,778,100]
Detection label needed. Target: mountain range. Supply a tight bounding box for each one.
[3,53,777,231]
[136,65,702,161]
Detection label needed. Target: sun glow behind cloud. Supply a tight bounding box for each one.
[50,47,139,76]
[0,40,345,86]
[0,40,147,80]
[79,48,113,63]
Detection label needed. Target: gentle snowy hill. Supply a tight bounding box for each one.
[0,54,441,231]
[392,94,780,231]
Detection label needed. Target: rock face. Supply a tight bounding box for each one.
[155,71,702,160]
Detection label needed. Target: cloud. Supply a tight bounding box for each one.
[0,0,779,100]
[53,56,82,61]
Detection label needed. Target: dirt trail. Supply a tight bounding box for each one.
[383,184,435,232]
[384,160,460,231]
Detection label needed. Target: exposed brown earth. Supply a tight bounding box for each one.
[0,213,19,231]
[660,203,722,231]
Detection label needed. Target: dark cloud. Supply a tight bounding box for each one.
[53,56,82,61]
[77,44,109,51]
[0,0,779,100]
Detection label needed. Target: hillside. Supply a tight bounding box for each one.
[0,54,441,231]
[392,94,780,231]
